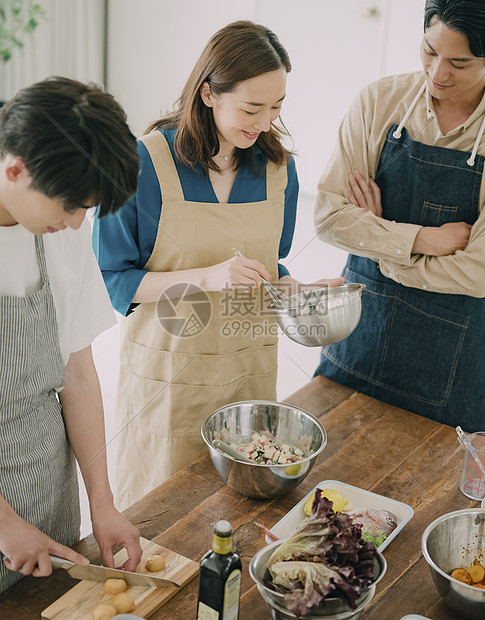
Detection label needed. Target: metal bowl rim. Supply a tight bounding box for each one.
[271,283,366,313]
[421,507,485,592]
[201,399,327,468]
[249,539,387,607]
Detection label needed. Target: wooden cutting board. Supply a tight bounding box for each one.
[41,537,199,619]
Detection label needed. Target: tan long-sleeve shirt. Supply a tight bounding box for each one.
[314,70,485,297]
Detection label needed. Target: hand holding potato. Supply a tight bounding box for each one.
[90,503,142,572]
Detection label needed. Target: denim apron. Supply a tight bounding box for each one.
[315,82,485,431]
[0,235,80,592]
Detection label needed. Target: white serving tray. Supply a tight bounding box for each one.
[267,479,414,552]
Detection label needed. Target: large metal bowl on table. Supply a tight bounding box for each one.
[422,508,485,620]
[201,401,327,498]
[249,539,387,619]
[272,283,365,347]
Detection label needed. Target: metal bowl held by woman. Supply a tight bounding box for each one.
[272,283,366,347]
[201,401,327,499]
[249,539,387,619]
[422,508,485,620]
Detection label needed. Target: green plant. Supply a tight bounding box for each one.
[0,0,45,63]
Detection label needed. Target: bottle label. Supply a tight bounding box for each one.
[222,568,241,620]
[197,601,219,620]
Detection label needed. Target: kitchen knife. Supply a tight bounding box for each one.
[49,555,180,588]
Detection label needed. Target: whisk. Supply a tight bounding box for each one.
[232,249,290,309]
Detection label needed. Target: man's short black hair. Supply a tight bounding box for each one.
[0,76,138,216]
[424,0,485,58]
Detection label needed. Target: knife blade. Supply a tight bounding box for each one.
[49,555,180,588]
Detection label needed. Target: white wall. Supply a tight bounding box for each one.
[106,0,425,196]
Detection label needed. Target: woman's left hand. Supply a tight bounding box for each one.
[91,503,143,572]
[278,275,344,297]
[347,169,382,217]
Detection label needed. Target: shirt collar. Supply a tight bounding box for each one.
[425,82,485,130]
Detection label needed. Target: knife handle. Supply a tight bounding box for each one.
[49,555,75,569]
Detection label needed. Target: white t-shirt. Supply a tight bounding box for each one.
[0,218,116,366]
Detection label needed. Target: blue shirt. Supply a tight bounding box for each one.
[93,128,298,316]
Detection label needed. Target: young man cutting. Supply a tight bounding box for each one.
[0,76,142,592]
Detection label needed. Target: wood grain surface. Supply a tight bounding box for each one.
[0,376,477,620]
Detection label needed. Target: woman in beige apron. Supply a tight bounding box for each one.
[94,22,342,509]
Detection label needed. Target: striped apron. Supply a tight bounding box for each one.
[0,235,80,593]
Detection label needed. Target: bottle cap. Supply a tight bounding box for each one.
[214,520,232,537]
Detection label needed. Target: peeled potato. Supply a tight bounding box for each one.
[450,568,473,585]
[112,591,135,613]
[467,562,485,584]
[94,603,118,620]
[104,578,128,594]
[145,554,166,572]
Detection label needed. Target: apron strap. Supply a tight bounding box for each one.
[393,81,427,139]
[266,159,288,203]
[467,114,485,167]
[34,235,49,285]
[139,131,185,204]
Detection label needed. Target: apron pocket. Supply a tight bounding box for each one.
[127,340,277,385]
[420,201,458,226]
[127,368,278,437]
[324,266,469,407]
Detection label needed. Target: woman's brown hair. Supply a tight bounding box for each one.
[145,21,292,174]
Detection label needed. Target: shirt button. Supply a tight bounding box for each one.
[396,249,402,255]
[359,241,364,247]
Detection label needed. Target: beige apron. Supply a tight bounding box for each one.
[115,131,286,509]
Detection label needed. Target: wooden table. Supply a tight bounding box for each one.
[0,376,478,620]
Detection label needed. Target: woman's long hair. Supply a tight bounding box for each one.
[145,21,292,174]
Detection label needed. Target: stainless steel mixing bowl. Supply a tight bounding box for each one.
[249,539,387,619]
[201,401,327,498]
[272,283,365,347]
[422,508,485,620]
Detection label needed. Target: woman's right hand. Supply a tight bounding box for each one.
[204,255,271,291]
[412,221,472,256]
[0,510,89,577]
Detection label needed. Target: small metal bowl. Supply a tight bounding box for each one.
[249,539,387,619]
[422,508,485,620]
[201,401,327,498]
[272,283,365,347]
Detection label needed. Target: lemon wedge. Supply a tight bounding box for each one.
[303,488,349,516]
[285,463,302,476]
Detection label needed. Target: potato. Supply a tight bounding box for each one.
[467,562,485,584]
[112,591,136,613]
[450,568,473,585]
[94,603,118,620]
[145,554,165,572]
[104,577,128,594]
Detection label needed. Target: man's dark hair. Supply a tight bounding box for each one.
[424,0,485,58]
[0,76,138,216]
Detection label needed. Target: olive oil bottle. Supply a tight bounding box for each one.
[196,520,242,620]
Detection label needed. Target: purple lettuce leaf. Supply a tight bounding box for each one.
[265,489,378,615]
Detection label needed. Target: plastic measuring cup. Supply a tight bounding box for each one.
[459,430,485,501]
